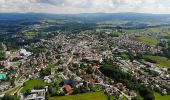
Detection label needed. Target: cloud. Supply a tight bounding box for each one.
[38,0,92,8]
[0,0,170,14]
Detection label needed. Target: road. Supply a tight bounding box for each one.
[0,79,29,95]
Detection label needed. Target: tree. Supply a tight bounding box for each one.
[135,53,143,60]
[59,81,64,87]
[2,95,18,100]
[0,51,6,61]
[86,68,93,74]
[129,52,135,62]
[25,89,31,96]
[163,40,170,59]
[144,94,155,100]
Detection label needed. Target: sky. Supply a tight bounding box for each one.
[0,0,170,14]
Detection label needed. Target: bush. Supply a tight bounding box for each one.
[0,51,6,61]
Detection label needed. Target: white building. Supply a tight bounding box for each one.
[19,49,32,56]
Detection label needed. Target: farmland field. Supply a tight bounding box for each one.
[138,35,159,45]
[144,56,170,68]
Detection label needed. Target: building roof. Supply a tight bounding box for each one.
[92,66,97,70]
[65,85,72,93]
[0,73,7,79]
[20,49,32,56]
[31,89,45,93]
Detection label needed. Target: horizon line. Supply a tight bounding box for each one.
[0,12,170,15]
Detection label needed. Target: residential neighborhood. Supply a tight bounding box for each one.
[1,28,170,100]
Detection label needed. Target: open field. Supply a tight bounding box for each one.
[125,26,170,35]
[138,35,159,45]
[144,56,170,68]
[146,26,170,35]
[49,92,108,100]
[21,78,48,93]
[154,93,170,100]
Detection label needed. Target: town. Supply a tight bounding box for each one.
[0,28,170,100]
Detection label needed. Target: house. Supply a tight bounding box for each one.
[44,76,52,83]
[150,67,166,75]
[115,83,126,90]
[0,82,11,92]
[29,74,39,79]
[40,64,46,69]
[51,68,57,76]
[19,49,32,56]
[129,90,137,97]
[62,76,71,85]
[65,85,72,94]
[0,73,7,80]
[162,89,167,95]
[22,88,47,100]
[91,66,98,71]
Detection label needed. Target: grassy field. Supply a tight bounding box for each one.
[126,26,170,35]
[144,56,170,68]
[49,92,108,100]
[138,35,159,45]
[154,93,170,100]
[146,26,170,35]
[21,78,48,93]
[109,96,117,100]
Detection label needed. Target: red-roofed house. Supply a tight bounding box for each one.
[65,85,72,94]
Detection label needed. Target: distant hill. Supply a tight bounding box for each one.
[0,13,59,20]
[76,13,170,22]
[0,12,170,23]
[0,13,170,21]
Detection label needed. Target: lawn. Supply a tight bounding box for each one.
[144,56,170,68]
[49,92,108,100]
[21,78,48,93]
[154,93,170,100]
[138,35,159,45]
[109,96,117,100]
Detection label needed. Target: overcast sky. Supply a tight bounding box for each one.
[0,0,170,14]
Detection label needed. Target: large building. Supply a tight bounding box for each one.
[0,73,6,80]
